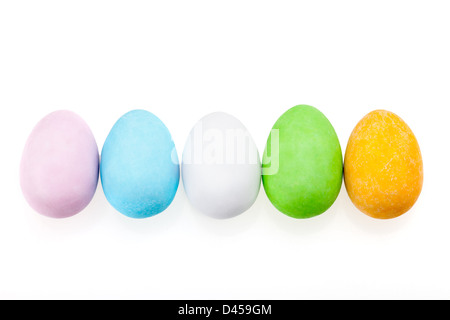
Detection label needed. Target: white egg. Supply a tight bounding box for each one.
[182,112,261,219]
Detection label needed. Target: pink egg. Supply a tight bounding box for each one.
[20,110,99,218]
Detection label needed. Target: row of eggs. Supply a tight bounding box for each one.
[20,105,423,220]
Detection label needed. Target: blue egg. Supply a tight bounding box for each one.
[100,110,179,218]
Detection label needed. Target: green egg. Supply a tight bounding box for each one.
[262,105,343,219]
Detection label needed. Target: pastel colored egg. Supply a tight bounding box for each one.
[182,112,261,219]
[344,110,423,219]
[20,110,99,218]
[100,110,179,218]
[262,105,343,219]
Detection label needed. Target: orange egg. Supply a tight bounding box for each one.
[344,110,423,219]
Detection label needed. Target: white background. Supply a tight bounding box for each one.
[0,1,449,300]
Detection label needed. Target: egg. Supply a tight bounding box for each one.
[344,110,423,219]
[262,105,343,219]
[20,110,99,218]
[100,110,179,218]
[182,112,261,219]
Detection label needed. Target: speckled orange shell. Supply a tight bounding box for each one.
[344,110,423,219]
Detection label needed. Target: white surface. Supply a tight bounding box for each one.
[0,0,449,299]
